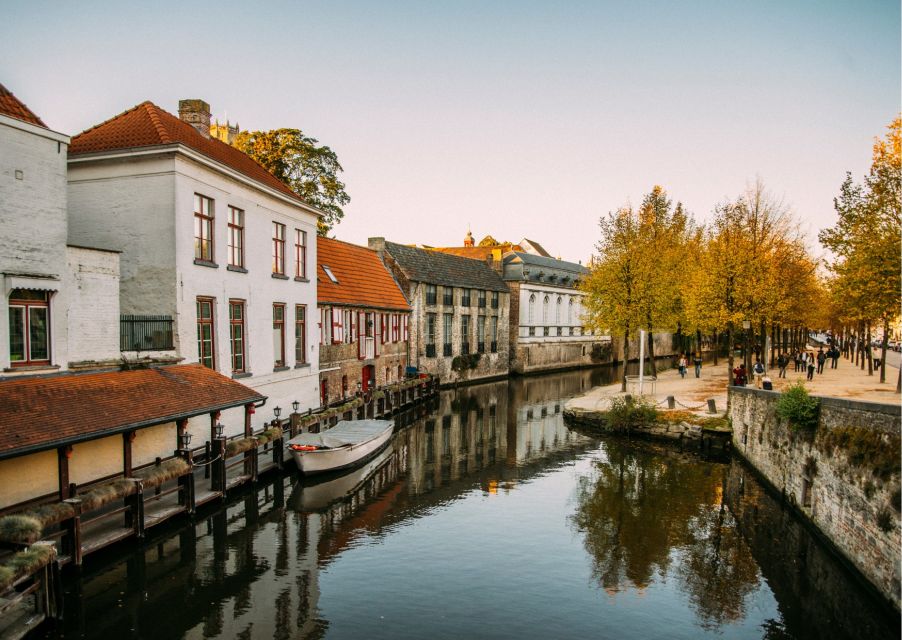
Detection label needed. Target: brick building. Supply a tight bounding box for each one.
[369,238,510,385]
[317,237,411,405]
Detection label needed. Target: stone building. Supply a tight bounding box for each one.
[502,252,609,373]
[369,238,510,385]
[0,83,121,375]
[66,98,321,439]
[317,237,411,405]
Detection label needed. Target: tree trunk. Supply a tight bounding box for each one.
[866,321,873,375]
[880,318,889,384]
[727,323,734,387]
[712,331,718,365]
[646,326,657,377]
[770,322,777,364]
[621,328,630,392]
[696,329,703,358]
[896,366,901,394]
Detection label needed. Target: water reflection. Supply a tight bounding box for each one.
[45,367,898,640]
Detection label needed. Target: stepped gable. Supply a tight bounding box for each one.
[318,237,410,310]
[384,241,508,292]
[0,83,47,127]
[0,364,264,460]
[69,101,306,205]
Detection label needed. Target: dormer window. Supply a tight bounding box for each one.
[322,265,339,284]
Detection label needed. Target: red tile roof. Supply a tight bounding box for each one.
[0,364,264,460]
[69,101,306,205]
[318,237,410,311]
[0,84,46,128]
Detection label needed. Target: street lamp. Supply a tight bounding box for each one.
[273,406,282,420]
[292,400,300,413]
[214,423,224,439]
[179,432,193,449]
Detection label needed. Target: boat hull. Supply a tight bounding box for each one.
[288,422,394,475]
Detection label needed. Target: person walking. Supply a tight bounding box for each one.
[806,354,816,381]
[693,353,702,378]
[816,348,826,374]
[831,345,839,369]
[794,350,802,372]
[678,355,688,378]
[753,359,765,389]
[777,353,788,378]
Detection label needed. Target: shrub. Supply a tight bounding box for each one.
[775,382,820,431]
[0,515,44,545]
[0,544,56,592]
[605,395,659,432]
[876,509,894,533]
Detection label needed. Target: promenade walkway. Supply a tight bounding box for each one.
[565,352,901,417]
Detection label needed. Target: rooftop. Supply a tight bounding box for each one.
[69,101,308,206]
[318,237,410,311]
[0,83,46,128]
[0,364,264,460]
[383,241,509,292]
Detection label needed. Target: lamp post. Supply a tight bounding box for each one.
[273,406,282,427]
[179,432,193,451]
[214,423,224,439]
[292,400,300,413]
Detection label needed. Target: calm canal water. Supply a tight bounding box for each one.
[45,368,898,640]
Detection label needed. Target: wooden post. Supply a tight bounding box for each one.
[244,404,254,437]
[57,446,71,501]
[63,498,83,566]
[211,438,226,493]
[125,479,144,538]
[123,432,134,478]
[210,411,221,445]
[289,411,300,438]
[177,450,196,513]
[176,418,188,450]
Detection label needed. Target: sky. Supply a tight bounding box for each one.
[2,0,899,262]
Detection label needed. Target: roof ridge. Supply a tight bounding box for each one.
[319,236,377,253]
[73,100,156,139]
[143,102,171,144]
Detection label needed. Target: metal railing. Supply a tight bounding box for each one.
[120,315,174,351]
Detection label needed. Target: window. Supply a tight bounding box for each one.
[491,291,499,309]
[272,222,286,275]
[426,313,437,357]
[273,303,286,367]
[443,314,453,356]
[227,207,244,268]
[556,297,562,324]
[194,194,214,262]
[491,316,498,352]
[322,265,339,284]
[461,315,471,355]
[295,229,307,279]
[8,289,50,365]
[461,289,470,307]
[295,305,307,364]
[543,296,549,324]
[229,300,245,373]
[426,284,437,305]
[443,286,454,306]
[528,294,535,324]
[196,297,215,369]
[319,307,332,345]
[477,316,486,353]
[568,298,573,325]
[478,290,486,308]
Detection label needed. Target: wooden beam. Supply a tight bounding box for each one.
[57,446,71,501]
[123,432,134,477]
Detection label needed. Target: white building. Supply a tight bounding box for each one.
[0,83,120,376]
[66,99,321,438]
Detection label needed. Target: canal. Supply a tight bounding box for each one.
[43,368,899,639]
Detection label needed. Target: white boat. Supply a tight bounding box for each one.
[290,444,395,512]
[286,419,394,475]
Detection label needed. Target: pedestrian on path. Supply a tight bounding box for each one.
[794,351,802,372]
[777,353,788,378]
[806,355,816,381]
[678,355,688,378]
[693,353,702,378]
[753,360,765,388]
[733,364,747,386]
[831,346,839,369]
[816,348,826,374]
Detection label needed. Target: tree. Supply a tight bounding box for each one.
[582,207,645,391]
[820,117,901,385]
[232,128,350,235]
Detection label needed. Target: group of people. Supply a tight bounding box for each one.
[677,353,704,379]
[734,345,840,388]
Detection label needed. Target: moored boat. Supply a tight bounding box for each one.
[286,419,394,475]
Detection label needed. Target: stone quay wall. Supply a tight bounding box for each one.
[729,386,901,610]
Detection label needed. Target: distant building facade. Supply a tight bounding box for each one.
[317,237,411,405]
[369,238,510,385]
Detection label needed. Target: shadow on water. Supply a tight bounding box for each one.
[42,365,898,640]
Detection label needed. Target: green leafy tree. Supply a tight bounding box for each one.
[233,128,350,235]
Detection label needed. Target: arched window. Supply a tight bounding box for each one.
[556,297,562,324]
[568,298,573,324]
[528,294,535,323]
[543,296,549,324]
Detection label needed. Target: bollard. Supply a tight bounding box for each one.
[707,399,717,414]
[667,395,675,409]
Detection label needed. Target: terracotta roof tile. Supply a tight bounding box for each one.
[318,237,410,311]
[0,83,46,128]
[69,101,306,205]
[0,364,264,460]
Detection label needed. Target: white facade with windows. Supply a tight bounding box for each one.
[67,129,320,437]
[0,111,120,376]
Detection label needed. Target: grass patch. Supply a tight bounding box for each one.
[819,426,901,481]
[135,458,189,488]
[605,395,659,432]
[256,426,283,446]
[78,478,137,512]
[0,515,44,545]
[0,544,56,592]
[656,411,730,432]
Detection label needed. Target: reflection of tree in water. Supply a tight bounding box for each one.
[570,439,760,628]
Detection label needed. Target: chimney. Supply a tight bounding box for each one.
[179,99,211,138]
[368,237,386,256]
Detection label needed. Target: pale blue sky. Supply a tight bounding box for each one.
[2,1,898,261]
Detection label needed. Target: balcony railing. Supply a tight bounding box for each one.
[120,315,174,351]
